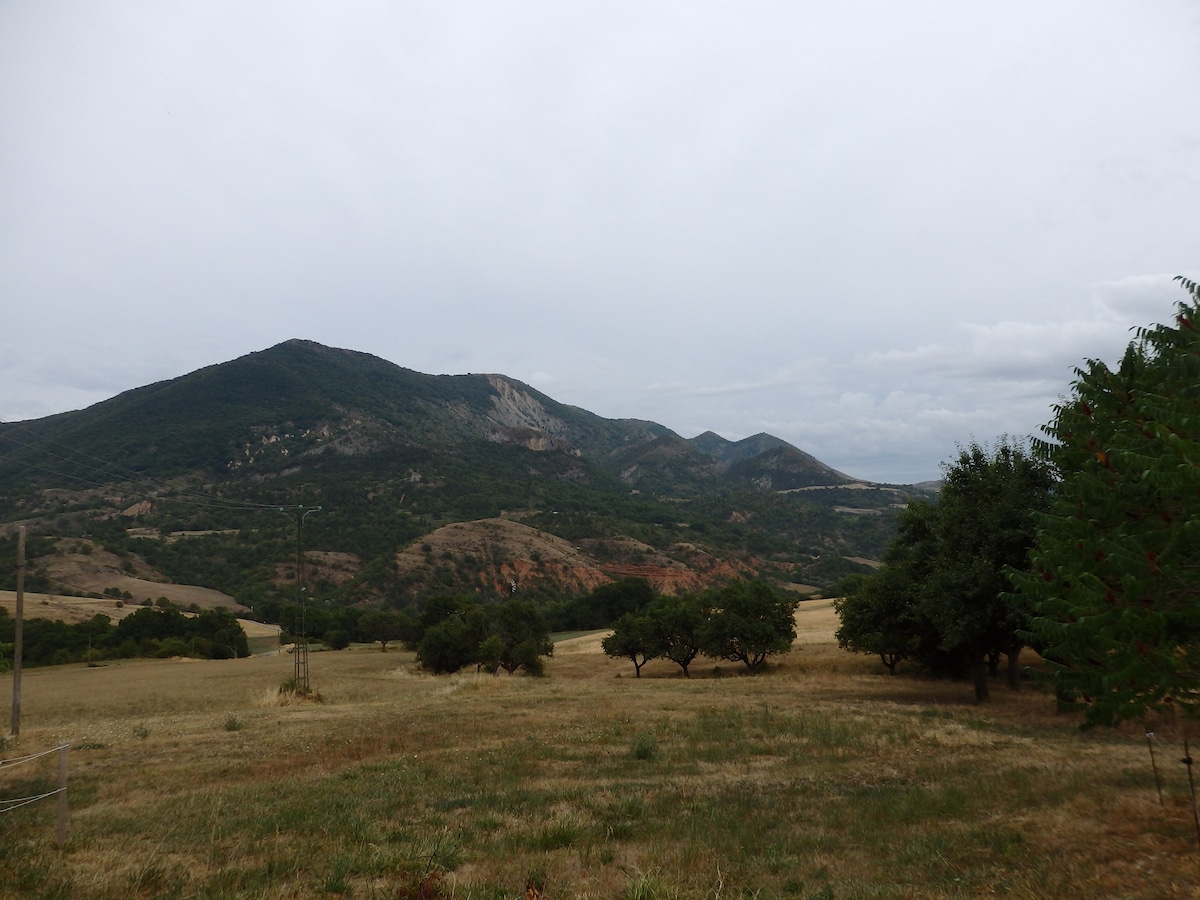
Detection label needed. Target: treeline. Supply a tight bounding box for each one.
[248,576,663,654]
[0,606,250,669]
[0,532,56,593]
[835,275,1200,720]
[244,593,556,678]
[270,595,555,676]
[601,578,800,676]
[404,597,554,676]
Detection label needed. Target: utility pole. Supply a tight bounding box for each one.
[10,526,25,736]
[280,506,321,693]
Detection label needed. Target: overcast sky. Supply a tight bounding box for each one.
[3,2,1198,484]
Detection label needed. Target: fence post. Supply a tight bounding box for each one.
[56,744,67,850]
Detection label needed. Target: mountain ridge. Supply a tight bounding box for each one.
[0,340,922,610]
[0,339,853,493]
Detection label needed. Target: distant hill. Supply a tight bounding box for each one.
[0,340,922,613]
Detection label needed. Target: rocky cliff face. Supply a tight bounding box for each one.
[482,376,584,455]
[486,376,567,435]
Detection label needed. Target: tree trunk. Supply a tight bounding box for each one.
[972,652,991,702]
[986,649,1001,677]
[1006,644,1022,691]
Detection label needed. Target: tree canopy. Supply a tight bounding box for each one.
[601,611,657,677]
[603,579,796,676]
[1015,276,1200,727]
[413,596,553,676]
[700,579,799,672]
[835,438,1053,699]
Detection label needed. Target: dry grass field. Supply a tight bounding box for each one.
[2,538,246,620]
[1,600,1198,898]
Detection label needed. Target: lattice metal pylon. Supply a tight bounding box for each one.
[280,505,321,694]
[294,599,309,693]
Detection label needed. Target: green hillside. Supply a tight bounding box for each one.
[0,340,926,621]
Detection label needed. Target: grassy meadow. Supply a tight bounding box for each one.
[1,600,1198,898]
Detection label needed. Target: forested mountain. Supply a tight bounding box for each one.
[0,340,929,618]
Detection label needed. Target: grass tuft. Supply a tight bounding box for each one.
[630,730,659,761]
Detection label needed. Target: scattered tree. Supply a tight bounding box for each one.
[835,560,926,675]
[602,612,659,677]
[417,615,479,674]
[476,634,504,674]
[416,601,491,674]
[700,579,798,672]
[648,591,706,677]
[491,598,554,675]
[359,609,406,652]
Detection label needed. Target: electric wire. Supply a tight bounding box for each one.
[0,745,68,770]
[0,788,64,814]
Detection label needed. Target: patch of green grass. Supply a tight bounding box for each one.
[630,730,659,761]
[523,819,584,852]
[321,857,353,895]
[127,862,189,898]
[622,867,681,900]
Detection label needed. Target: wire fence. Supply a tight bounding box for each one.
[0,743,69,848]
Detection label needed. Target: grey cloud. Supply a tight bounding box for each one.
[3,2,1199,483]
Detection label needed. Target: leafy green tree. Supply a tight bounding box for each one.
[647,592,706,677]
[491,598,554,675]
[196,608,250,658]
[700,579,798,672]
[835,561,925,675]
[1015,276,1200,727]
[924,440,1055,699]
[359,610,406,652]
[834,510,941,679]
[476,634,504,674]
[602,612,659,677]
[574,577,656,629]
[323,628,350,650]
[834,439,1052,698]
[417,615,479,674]
[156,637,191,658]
[415,600,491,674]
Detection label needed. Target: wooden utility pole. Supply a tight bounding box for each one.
[10,526,25,736]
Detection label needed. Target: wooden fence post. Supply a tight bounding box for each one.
[56,744,67,850]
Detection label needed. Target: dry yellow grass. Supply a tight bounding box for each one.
[0,585,243,625]
[0,538,244,625]
[0,591,134,626]
[1,616,1199,898]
